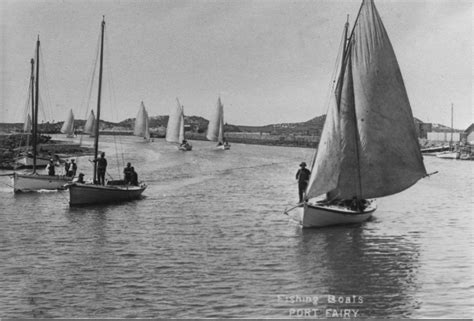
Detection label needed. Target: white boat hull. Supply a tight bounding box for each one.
[436,151,460,159]
[13,172,72,193]
[216,144,230,150]
[68,182,147,206]
[291,199,376,228]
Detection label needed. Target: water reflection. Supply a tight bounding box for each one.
[289,226,421,317]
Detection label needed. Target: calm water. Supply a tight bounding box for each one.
[0,135,472,318]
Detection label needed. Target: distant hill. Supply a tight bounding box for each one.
[3,114,461,136]
[237,115,326,136]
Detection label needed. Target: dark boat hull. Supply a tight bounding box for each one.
[68,182,147,206]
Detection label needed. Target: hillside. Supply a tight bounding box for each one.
[2,114,460,137]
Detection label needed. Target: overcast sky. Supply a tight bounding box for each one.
[1,0,472,128]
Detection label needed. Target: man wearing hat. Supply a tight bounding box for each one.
[296,162,311,203]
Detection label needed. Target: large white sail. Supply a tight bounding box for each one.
[206,97,224,143]
[166,99,184,144]
[83,110,96,135]
[60,109,75,136]
[306,0,426,200]
[134,101,150,139]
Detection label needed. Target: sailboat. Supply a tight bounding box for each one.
[61,109,75,138]
[206,97,230,150]
[23,114,32,133]
[13,37,72,192]
[134,101,151,141]
[166,98,192,151]
[83,110,96,136]
[67,18,147,206]
[436,103,459,159]
[287,0,427,227]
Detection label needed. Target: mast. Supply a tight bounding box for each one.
[33,36,40,174]
[93,17,105,183]
[29,58,35,160]
[450,103,453,148]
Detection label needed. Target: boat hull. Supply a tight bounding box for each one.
[293,199,376,228]
[13,172,72,192]
[68,182,147,206]
[179,145,192,151]
[216,144,230,150]
[436,151,460,159]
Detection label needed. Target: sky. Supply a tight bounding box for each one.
[1,0,472,128]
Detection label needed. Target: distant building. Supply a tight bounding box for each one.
[463,123,474,144]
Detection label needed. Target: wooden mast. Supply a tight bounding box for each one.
[33,36,40,174]
[93,17,105,184]
[29,58,35,166]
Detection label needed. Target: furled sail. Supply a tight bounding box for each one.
[134,101,150,139]
[206,97,224,143]
[306,0,426,200]
[166,99,184,144]
[61,109,75,136]
[83,110,96,135]
[23,114,32,133]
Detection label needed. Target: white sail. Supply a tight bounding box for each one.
[306,0,426,201]
[166,99,184,144]
[23,114,32,133]
[206,97,224,143]
[134,101,150,139]
[83,110,96,135]
[60,109,75,136]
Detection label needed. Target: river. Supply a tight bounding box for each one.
[0,135,472,318]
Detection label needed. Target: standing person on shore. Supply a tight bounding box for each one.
[69,159,77,177]
[47,159,56,176]
[64,159,71,176]
[296,162,311,203]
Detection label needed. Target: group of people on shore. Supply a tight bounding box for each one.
[46,158,77,177]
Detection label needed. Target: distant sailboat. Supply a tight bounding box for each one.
[134,101,151,141]
[83,110,96,136]
[23,114,32,133]
[13,37,72,192]
[67,17,147,206]
[286,0,427,227]
[207,97,230,150]
[166,98,192,151]
[436,103,459,159]
[61,109,75,138]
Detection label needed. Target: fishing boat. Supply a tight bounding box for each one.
[166,98,192,151]
[287,0,427,227]
[61,109,75,138]
[13,37,72,192]
[206,97,230,150]
[67,18,147,206]
[134,101,151,141]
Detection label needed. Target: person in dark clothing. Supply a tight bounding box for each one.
[296,162,311,203]
[68,159,77,177]
[94,152,107,185]
[123,162,133,184]
[130,167,139,186]
[76,173,85,183]
[47,159,55,176]
[65,160,71,176]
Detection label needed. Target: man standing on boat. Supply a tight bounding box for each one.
[296,162,311,203]
[94,152,107,185]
